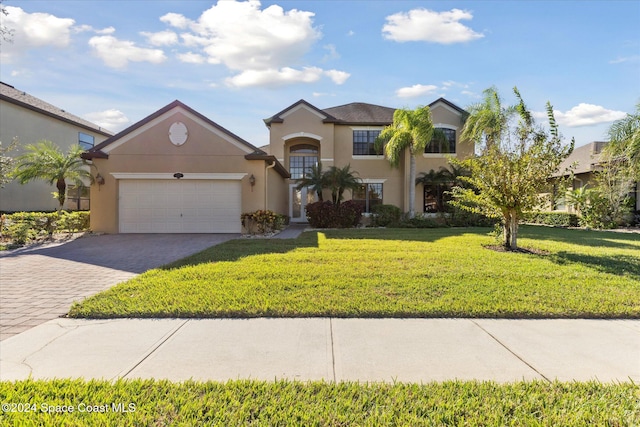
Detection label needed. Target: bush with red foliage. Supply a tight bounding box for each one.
[305,200,363,228]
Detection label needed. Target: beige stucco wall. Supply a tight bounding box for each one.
[0,100,108,212]
[267,101,473,214]
[90,110,285,233]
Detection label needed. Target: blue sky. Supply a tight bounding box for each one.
[1,0,638,148]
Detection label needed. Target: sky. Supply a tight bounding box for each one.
[1,0,638,149]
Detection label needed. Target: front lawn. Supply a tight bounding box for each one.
[69,226,640,318]
[1,379,637,426]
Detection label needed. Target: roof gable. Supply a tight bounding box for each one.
[428,98,467,116]
[264,99,337,126]
[86,100,263,158]
[0,82,112,136]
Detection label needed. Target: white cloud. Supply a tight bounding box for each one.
[140,30,178,46]
[226,67,324,87]
[325,69,350,85]
[609,55,640,64]
[84,109,130,132]
[550,104,627,127]
[383,8,484,44]
[396,84,439,98]
[74,25,115,35]
[323,44,340,61]
[1,6,75,60]
[178,52,206,64]
[160,12,191,29]
[88,35,167,69]
[161,0,348,87]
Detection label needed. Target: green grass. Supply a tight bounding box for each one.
[1,379,637,426]
[69,226,640,319]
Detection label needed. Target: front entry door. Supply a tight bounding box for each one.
[289,185,316,223]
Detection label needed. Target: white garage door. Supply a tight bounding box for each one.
[119,179,241,233]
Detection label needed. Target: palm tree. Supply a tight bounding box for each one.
[461,86,513,149]
[375,106,435,218]
[606,102,640,180]
[296,162,326,201]
[13,140,91,209]
[324,164,361,206]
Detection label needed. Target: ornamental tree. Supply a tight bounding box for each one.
[450,87,574,249]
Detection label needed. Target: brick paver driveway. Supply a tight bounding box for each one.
[0,233,239,341]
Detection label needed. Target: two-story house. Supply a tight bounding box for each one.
[0,82,112,212]
[84,98,471,233]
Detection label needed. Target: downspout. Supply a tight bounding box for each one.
[265,160,276,210]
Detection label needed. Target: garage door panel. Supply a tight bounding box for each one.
[119,179,241,233]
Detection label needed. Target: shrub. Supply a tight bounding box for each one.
[446,207,496,227]
[58,211,91,233]
[397,215,445,229]
[523,212,579,227]
[305,200,363,228]
[0,211,91,246]
[241,210,288,235]
[371,204,402,227]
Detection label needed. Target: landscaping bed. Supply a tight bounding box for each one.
[0,379,636,426]
[69,226,640,319]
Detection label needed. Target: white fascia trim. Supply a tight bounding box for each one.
[352,155,386,160]
[434,123,458,130]
[111,173,248,180]
[431,101,463,117]
[360,178,387,184]
[282,132,323,141]
[280,104,327,120]
[103,107,255,155]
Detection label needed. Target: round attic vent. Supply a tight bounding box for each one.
[169,121,188,146]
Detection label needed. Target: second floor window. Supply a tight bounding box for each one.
[79,132,94,150]
[289,144,318,179]
[353,130,381,156]
[425,128,456,154]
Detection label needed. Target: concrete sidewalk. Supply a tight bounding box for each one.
[1,318,638,383]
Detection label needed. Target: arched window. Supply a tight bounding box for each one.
[289,144,318,179]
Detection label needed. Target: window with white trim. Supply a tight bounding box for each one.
[353,183,383,213]
[353,130,381,155]
[425,128,456,154]
[289,144,318,179]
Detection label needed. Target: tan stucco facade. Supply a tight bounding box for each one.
[267,99,471,214]
[0,98,109,212]
[88,103,287,233]
[86,98,471,233]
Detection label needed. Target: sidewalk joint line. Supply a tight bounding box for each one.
[120,319,190,379]
[470,320,551,383]
[329,318,336,382]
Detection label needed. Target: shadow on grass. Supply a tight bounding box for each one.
[321,227,493,243]
[520,225,640,250]
[549,252,640,278]
[161,231,320,270]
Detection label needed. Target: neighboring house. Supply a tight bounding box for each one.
[84,98,470,233]
[550,141,639,211]
[0,82,112,212]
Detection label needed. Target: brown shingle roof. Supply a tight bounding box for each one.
[321,102,395,125]
[553,141,607,177]
[0,82,112,136]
